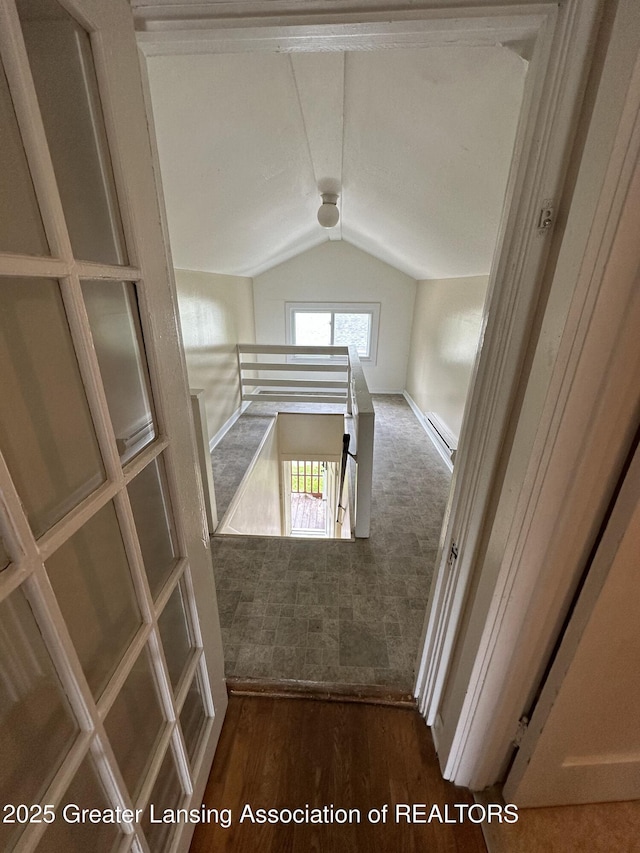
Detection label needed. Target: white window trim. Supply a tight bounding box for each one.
[285,301,380,364]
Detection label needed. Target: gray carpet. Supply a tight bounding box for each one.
[211,395,451,691]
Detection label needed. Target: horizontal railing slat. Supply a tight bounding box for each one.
[241,393,347,404]
[241,378,348,389]
[238,343,349,356]
[240,361,348,372]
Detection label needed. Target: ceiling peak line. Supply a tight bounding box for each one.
[146,46,526,278]
[338,50,346,241]
[289,52,345,238]
[287,53,319,188]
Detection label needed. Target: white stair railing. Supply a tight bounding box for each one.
[237,343,351,411]
[236,343,373,537]
[347,345,374,539]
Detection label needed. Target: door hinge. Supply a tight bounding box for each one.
[513,715,529,747]
[537,200,555,233]
[448,542,459,566]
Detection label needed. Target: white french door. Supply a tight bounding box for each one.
[0,1,226,851]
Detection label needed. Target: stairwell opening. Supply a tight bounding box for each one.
[217,413,352,540]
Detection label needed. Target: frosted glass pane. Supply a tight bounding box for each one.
[18,0,127,265]
[294,312,331,346]
[334,312,371,357]
[0,587,78,852]
[104,646,165,802]
[128,457,178,598]
[141,747,183,852]
[158,581,193,690]
[0,277,104,538]
[0,59,49,256]
[180,675,207,767]
[82,281,156,463]
[36,756,122,853]
[45,502,141,698]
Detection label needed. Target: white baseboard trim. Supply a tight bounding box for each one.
[403,391,454,473]
[209,400,251,453]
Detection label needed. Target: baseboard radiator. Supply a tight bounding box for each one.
[425,412,457,465]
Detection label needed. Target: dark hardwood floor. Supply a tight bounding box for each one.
[190,695,487,853]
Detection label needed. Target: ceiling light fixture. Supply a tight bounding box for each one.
[317,192,339,228]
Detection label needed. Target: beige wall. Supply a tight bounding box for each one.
[175,269,255,445]
[253,241,416,393]
[405,275,488,439]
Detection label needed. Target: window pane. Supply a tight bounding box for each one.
[0,277,105,538]
[141,747,183,852]
[294,312,331,347]
[180,674,207,767]
[334,312,371,357]
[36,756,122,853]
[0,587,78,852]
[45,502,142,699]
[17,0,127,265]
[158,581,193,690]
[128,456,178,598]
[103,645,165,802]
[82,281,156,463]
[0,58,49,256]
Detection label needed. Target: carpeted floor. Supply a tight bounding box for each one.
[210,395,451,691]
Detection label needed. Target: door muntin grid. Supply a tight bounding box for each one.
[0,56,49,256]
[127,453,179,600]
[44,500,143,699]
[0,586,79,852]
[0,1,217,849]
[102,643,167,804]
[17,0,128,267]
[0,276,106,540]
[139,745,184,853]
[179,668,209,770]
[33,754,123,853]
[82,279,157,465]
[157,578,195,691]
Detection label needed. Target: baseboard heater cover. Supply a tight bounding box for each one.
[426,412,457,464]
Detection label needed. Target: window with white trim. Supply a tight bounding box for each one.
[286,302,380,362]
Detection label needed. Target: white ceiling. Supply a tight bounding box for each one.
[146,45,526,280]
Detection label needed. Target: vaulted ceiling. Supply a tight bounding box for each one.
[146,45,526,279]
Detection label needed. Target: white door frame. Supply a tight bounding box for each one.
[133,0,606,787]
[439,5,640,788]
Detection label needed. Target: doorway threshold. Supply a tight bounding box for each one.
[226,677,415,709]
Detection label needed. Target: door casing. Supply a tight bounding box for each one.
[133,0,622,790]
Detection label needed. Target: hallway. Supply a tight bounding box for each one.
[190,694,487,853]
[211,396,451,690]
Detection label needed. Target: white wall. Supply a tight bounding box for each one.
[277,413,345,462]
[406,276,488,439]
[253,241,416,392]
[218,419,282,536]
[175,269,255,444]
